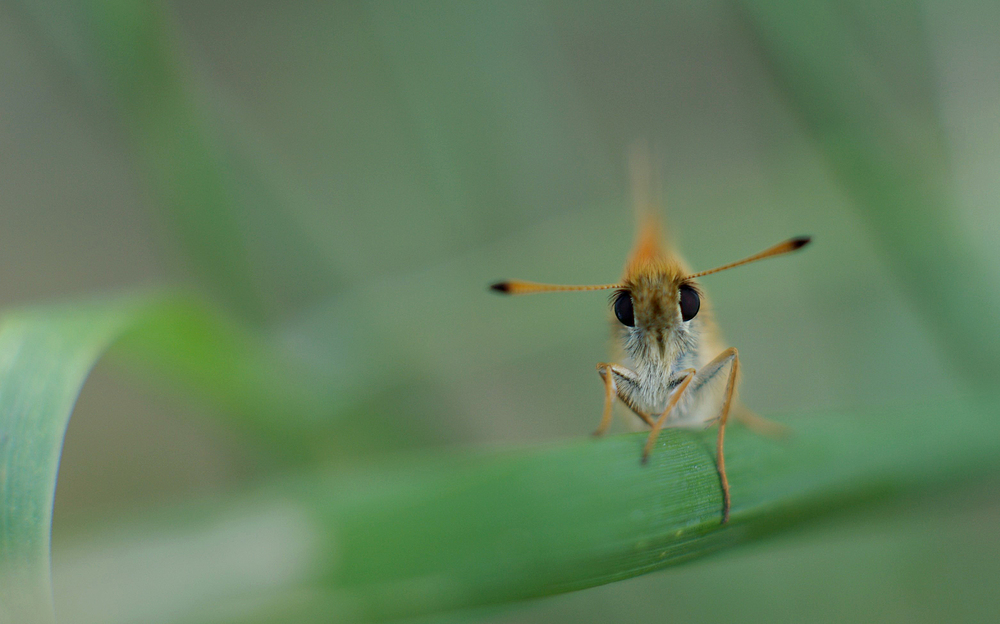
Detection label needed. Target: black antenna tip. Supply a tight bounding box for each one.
[490,281,511,293]
[790,236,812,250]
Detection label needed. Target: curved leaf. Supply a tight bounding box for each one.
[0,303,128,624]
[0,294,324,624]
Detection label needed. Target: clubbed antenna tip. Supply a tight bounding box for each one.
[790,236,812,250]
[487,279,623,295]
[685,234,813,279]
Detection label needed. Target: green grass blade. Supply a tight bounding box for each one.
[0,304,130,624]
[55,395,1000,623]
[85,1,340,323]
[0,294,331,624]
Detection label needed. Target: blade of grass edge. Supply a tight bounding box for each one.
[0,302,128,624]
[0,293,331,624]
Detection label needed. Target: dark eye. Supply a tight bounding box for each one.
[679,284,700,321]
[613,290,635,327]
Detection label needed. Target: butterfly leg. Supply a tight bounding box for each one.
[595,363,655,436]
[691,347,740,524]
[641,368,696,463]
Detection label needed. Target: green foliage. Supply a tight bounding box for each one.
[3,0,999,623]
[0,296,320,623]
[0,304,124,624]
[3,295,999,623]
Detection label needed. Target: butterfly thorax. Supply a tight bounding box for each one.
[614,258,706,413]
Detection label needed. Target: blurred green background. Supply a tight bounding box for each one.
[2,0,999,622]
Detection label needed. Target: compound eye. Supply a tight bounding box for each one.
[679,284,700,321]
[613,290,635,327]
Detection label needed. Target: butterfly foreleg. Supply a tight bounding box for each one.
[594,363,656,436]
